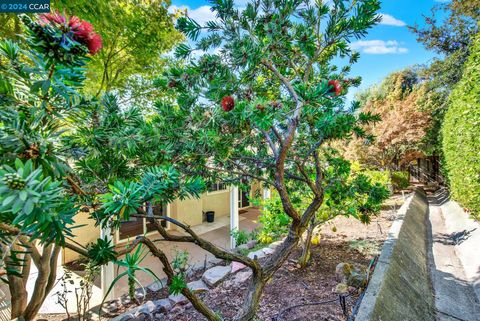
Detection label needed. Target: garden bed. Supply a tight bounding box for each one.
[37,198,401,321]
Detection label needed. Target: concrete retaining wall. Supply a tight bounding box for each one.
[355,189,435,321]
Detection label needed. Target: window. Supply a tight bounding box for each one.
[208,182,228,193]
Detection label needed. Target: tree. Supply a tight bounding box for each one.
[94,0,382,319]
[0,13,102,320]
[1,0,383,319]
[408,0,479,154]
[344,69,431,170]
[0,0,183,101]
[442,31,480,219]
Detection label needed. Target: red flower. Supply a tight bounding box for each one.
[37,11,103,56]
[328,80,342,96]
[72,20,94,41]
[68,16,82,29]
[85,33,102,55]
[39,12,67,25]
[221,96,235,112]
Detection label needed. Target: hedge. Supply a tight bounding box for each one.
[442,32,480,218]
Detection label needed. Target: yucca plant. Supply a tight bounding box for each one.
[103,244,161,304]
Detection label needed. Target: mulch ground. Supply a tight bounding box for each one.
[38,198,400,321]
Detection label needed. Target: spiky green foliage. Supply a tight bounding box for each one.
[442,32,480,219]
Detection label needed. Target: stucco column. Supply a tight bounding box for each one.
[263,185,271,200]
[100,226,115,301]
[230,186,239,249]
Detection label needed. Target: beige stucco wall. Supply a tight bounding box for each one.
[202,190,230,218]
[171,197,203,227]
[65,182,261,256]
[63,210,100,264]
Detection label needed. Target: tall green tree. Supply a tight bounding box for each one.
[95,0,383,320]
[409,0,479,154]
[0,1,183,100]
[53,0,183,99]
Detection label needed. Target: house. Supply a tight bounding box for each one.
[61,181,267,299]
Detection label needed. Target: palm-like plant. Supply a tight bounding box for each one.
[103,244,161,304]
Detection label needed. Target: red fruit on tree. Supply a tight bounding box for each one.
[328,80,342,96]
[221,96,235,112]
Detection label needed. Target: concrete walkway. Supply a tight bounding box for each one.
[428,189,480,321]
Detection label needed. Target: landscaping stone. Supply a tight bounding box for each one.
[169,293,188,306]
[347,270,367,288]
[262,247,275,255]
[334,283,349,294]
[187,280,209,293]
[147,278,167,292]
[135,312,152,321]
[202,265,231,287]
[236,244,249,251]
[153,299,172,313]
[208,257,224,265]
[247,249,266,260]
[269,241,282,249]
[233,271,252,285]
[170,305,185,314]
[231,261,247,273]
[137,300,156,315]
[335,262,353,283]
[119,313,136,321]
[246,240,258,249]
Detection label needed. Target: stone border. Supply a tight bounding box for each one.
[110,241,281,321]
[355,189,435,321]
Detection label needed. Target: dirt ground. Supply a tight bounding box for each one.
[38,195,403,321]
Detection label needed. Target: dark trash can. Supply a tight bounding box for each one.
[206,211,215,223]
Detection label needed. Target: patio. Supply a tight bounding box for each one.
[18,207,261,314]
[112,208,260,297]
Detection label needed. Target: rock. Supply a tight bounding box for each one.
[202,265,231,287]
[153,313,166,321]
[237,244,249,252]
[231,261,247,273]
[207,257,223,266]
[134,289,145,301]
[246,240,258,249]
[334,283,349,294]
[233,271,252,285]
[247,250,266,260]
[107,302,119,313]
[119,313,136,321]
[169,293,188,306]
[147,277,167,292]
[347,270,367,288]
[262,247,275,255]
[137,301,156,315]
[170,305,185,314]
[135,312,152,321]
[269,241,282,249]
[153,299,172,313]
[187,280,209,293]
[335,262,353,283]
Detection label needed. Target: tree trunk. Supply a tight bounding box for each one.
[298,221,315,268]
[7,242,61,321]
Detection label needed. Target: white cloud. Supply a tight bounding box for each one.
[350,40,408,54]
[378,13,406,27]
[169,5,217,25]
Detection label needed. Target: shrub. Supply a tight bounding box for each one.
[391,171,410,190]
[230,229,250,246]
[257,195,292,243]
[362,170,392,191]
[442,32,480,218]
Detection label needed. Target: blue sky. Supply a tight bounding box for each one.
[170,0,445,98]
